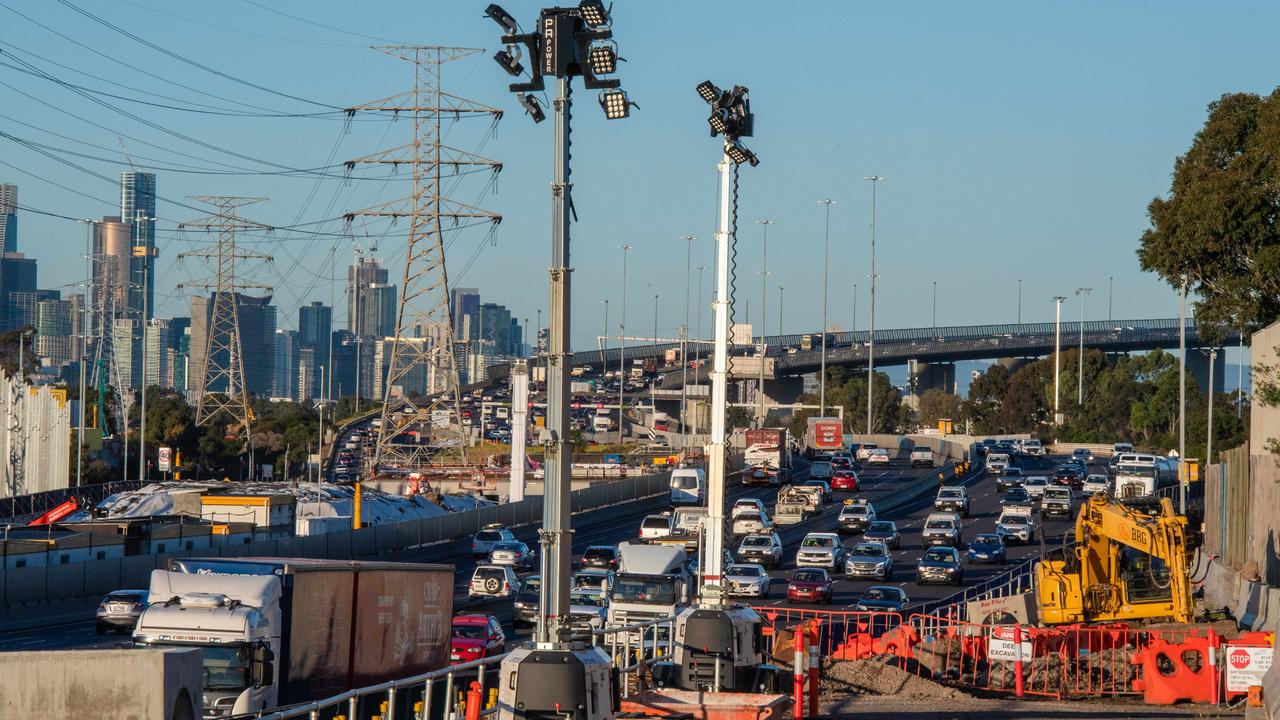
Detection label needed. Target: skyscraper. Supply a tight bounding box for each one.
[189,293,277,398]
[298,300,332,368]
[347,255,388,335]
[0,184,17,253]
[143,319,171,389]
[121,172,157,320]
[273,329,299,400]
[91,216,133,333]
[362,283,397,338]
[35,298,73,367]
[0,254,38,332]
[451,287,479,338]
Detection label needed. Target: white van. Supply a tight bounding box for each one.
[669,468,706,507]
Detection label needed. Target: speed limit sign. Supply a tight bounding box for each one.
[158,446,173,472]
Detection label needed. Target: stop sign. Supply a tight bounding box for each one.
[1230,648,1252,670]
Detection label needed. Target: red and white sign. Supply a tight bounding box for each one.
[157,446,173,472]
[986,626,1032,662]
[1225,645,1273,692]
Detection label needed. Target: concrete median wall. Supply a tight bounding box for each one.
[0,469,676,609]
[849,433,972,462]
[0,647,202,719]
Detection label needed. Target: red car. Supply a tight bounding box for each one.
[787,568,835,605]
[831,469,860,492]
[451,613,506,665]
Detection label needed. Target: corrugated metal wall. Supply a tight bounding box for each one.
[0,370,71,498]
[1204,444,1280,586]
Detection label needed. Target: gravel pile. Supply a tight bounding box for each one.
[821,659,971,700]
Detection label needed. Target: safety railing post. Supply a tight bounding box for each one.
[1013,624,1025,698]
[386,686,397,720]
[423,676,434,720]
[792,628,805,720]
[443,668,456,720]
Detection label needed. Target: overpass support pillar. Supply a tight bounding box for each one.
[909,360,957,395]
[1187,348,1225,395]
[762,376,805,409]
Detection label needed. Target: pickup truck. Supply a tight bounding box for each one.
[774,487,810,525]
[910,446,936,468]
[1041,486,1074,517]
[921,512,963,547]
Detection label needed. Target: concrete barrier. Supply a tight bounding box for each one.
[0,647,202,719]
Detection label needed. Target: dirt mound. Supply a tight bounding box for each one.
[821,658,971,700]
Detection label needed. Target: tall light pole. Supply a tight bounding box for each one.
[755,219,772,426]
[1238,320,1245,420]
[1179,276,1187,514]
[617,244,631,445]
[1017,278,1022,324]
[817,199,835,416]
[695,264,705,392]
[1075,287,1091,404]
[852,282,858,334]
[777,285,784,336]
[864,175,884,435]
[931,281,937,330]
[681,234,694,445]
[488,3,634,692]
[1108,275,1114,323]
[1052,296,1067,425]
[1205,347,1217,467]
[600,299,608,367]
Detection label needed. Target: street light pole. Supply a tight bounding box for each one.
[1179,276,1187,514]
[756,219,772,426]
[1206,347,1217,467]
[864,175,884,435]
[600,299,608,367]
[617,244,631,445]
[695,264,705,393]
[817,200,835,417]
[778,285,784,336]
[1052,296,1067,425]
[1017,278,1022,325]
[1075,287,1092,405]
[682,234,694,446]
[1108,275,1114,323]
[932,280,937,330]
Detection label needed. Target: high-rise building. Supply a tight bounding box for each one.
[0,184,17,253]
[111,318,141,390]
[0,253,37,332]
[67,293,85,358]
[91,216,133,337]
[188,293,277,398]
[121,172,157,320]
[361,283,397,338]
[272,329,299,400]
[298,300,332,375]
[297,345,316,402]
[347,256,388,335]
[8,289,57,332]
[35,298,73,367]
[141,319,173,389]
[451,287,479,338]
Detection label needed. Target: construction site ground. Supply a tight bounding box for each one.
[819,659,1240,719]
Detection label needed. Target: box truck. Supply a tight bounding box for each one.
[804,417,843,458]
[132,557,453,718]
[744,428,791,485]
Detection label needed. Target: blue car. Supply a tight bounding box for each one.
[966,533,1007,565]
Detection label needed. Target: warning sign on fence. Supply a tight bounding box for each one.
[986,626,1032,662]
[1225,645,1273,692]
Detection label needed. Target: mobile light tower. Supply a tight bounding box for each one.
[671,78,764,693]
[486,4,632,718]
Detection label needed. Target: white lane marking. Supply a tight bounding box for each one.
[19,639,44,646]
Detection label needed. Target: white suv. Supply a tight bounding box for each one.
[795,532,847,569]
[469,565,520,600]
[471,525,516,557]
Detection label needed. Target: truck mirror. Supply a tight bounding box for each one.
[253,644,275,687]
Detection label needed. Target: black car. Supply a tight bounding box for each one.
[580,545,619,570]
[916,547,964,586]
[95,589,149,635]
[854,585,910,613]
[1001,486,1032,507]
[863,521,901,549]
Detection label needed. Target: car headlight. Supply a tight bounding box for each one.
[917,566,926,572]
[875,561,887,569]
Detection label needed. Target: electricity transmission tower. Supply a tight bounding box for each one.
[344,46,503,469]
[177,196,273,453]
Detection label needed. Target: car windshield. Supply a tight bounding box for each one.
[672,476,699,489]
[610,577,677,605]
[975,535,1000,544]
[493,542,523,552]
[571,592,605,607]
[1001,515,1028,526]
[201,645,252,691]
[868,522,894,533]
[476,531,502,542]
[742,535,772,547]
[863,588,896,600]
[453,624,488,640]
[729,565,763,577]
[642,517,670,528]
[792,570,825,582]
[106,592,144,603]
[842,508,868,517]
[737,513,762,523]
[802,536,835,548]
[1025,478,1046,486]
[573,574,605,587]
[852,544,886,557]
[583,548,613,561]
[939,490,961,498]
[925,519,952,529]
[1005,490,1028,499]
[812,462,831,471]
[475,568,506,582]
[924,549,954,562]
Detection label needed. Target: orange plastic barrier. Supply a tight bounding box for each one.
[1131,633,1216,705]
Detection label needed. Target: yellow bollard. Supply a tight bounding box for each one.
[487,688,498,709]
[413,700,424,720]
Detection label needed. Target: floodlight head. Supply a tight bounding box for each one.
[494,48,524,77]
[587,45,618,75]
[599,89,630,120]
[578,0,610,28]
[708,109,729,136]
[696,80,721,104]
[518,93,546,124]
[484,4,520,34]
[725,139,759,167]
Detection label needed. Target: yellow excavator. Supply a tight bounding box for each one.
[1036,493,1192,625]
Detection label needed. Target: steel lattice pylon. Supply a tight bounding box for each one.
[344,46,503,470]
[177,196,273,451]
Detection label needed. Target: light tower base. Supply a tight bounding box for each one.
[673,605,767,692]
[497,644,616,720]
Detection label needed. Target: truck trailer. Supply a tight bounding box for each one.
[132,557,453,718]
[803,417,843,458]
[744,428,791,485]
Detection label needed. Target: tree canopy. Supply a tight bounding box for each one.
[1138,90,1280,339]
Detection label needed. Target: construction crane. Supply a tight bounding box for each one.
[1035,493,1192,625]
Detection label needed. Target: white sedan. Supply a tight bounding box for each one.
[866,448,891,464]
[725,563,770,597]
[731,511,773,537]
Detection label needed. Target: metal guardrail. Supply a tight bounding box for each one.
[0,480,144,522]
[917,557,1038,617]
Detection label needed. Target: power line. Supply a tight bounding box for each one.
[116,0,370,49]
[240,0,413,45]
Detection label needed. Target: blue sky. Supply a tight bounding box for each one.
[3,0,1279,360]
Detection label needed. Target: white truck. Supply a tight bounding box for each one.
[608,543,691,640]
[132,558,453,719]
[910,446,936,468]
[995,506,1037,544]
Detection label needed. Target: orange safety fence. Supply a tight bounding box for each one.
[752,607,905,660]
